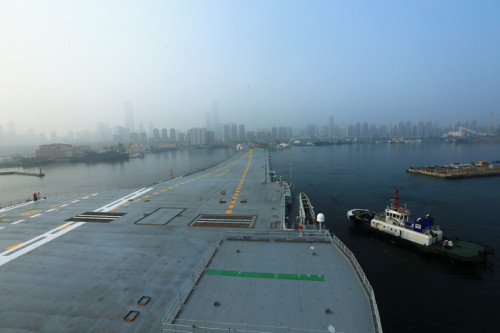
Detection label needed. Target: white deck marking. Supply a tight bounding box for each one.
[0,222,85,266]
[30,214,42,219]
[11,220,25,225]
[46,209,55,212]
[0,201,34,213]
[94,188,152,212]
[0,188,151,267]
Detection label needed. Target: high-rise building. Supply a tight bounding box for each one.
[212,102,221,140]
[424,121,432,137]
[139,132,148,145]
[169,128,176,142]
[271,127,277,139]
[328,116,334,137]
[470,119,477,131]
[405,121,411,137]
[231,124,238,142]
[354,122,361,137]
[306,124,317,137]
[96,122,111,142]
[124,102,134,132]
[223,124,230,144]
[417,121,425,137]
[278,127,288,139]
[239,124,246,141]
[153,128,160,142]
[161,128,168,142]
[361,122,369,137]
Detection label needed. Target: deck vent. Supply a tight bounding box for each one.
[189,214,256,228]
[65,212,126,223]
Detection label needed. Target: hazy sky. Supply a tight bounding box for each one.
[1,0,499,135]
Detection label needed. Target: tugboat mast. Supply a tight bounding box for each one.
[392,187,399,210]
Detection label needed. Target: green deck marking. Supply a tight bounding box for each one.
[206,269,324,281]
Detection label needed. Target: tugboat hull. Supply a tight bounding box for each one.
[347,209,493,264]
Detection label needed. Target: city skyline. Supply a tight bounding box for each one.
[0,112,496,147]
[1,1,499,137]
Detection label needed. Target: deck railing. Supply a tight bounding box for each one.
[324,232,383,333]
[160,230,225,326]
[162,319,327,333]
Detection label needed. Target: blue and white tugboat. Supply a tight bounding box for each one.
[347,189,493,263]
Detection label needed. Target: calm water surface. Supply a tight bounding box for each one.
[272,143,499,333]
[0,147,232,206]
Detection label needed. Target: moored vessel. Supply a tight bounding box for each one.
[347,189,494,263]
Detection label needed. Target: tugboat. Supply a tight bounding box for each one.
[347,189,494,263]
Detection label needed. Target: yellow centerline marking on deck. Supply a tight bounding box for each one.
[111,207,119,211]
[153,192,159,195]
[161,189,166,192]
[168,187,174,189]
[5,242,23,250]
[21,209,42,216]
[134,199,141,202]
[226,149,253,214]
[144,195,151,198]
[175,185,179,187]
[59,225,71,231]
[123,203,131,206]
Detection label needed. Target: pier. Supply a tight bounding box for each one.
[0,170,45,177]
[407,162,500,179]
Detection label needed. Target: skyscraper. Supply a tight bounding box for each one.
[328,116,334,137]
[124,101,134,132]
[239,124,246,141]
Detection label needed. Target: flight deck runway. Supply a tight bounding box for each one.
[0,149,378,332]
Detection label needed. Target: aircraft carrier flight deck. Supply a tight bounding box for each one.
[0,148,381,333]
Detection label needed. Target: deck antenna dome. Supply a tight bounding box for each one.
[317,213,325,231]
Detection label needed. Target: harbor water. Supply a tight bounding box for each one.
[272,143,500,333]
[1,143,499,332]
[0,147,233,207]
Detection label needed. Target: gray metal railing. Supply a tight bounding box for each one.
[325,232,383,333]
[161,231,225,326]
[163,319,327,333]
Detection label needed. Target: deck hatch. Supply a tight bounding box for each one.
[189,214,256,228]
[65,212,126,223]
[134,208,185,225]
